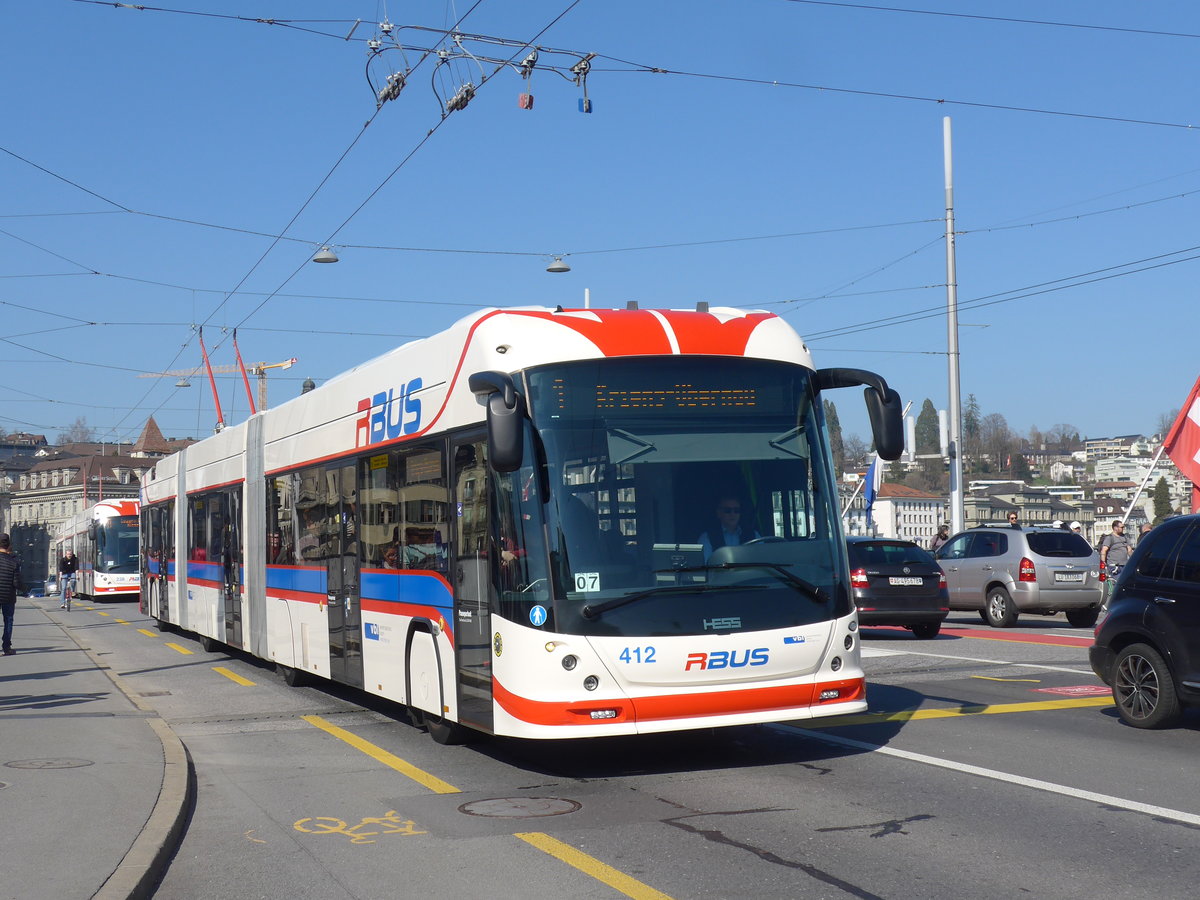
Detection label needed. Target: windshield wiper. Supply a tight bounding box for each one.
[581,582,755,620]
[689,562,831,605]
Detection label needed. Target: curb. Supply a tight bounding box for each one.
[43,603,196,900]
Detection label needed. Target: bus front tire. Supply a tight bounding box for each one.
[278,664,310,687]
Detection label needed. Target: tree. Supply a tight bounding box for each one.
[824,400,845,477]
[1152,476,1173,525]
[59,417,95,444]
[962,394,981,471]
[1046,423,1079,454]
[843,434,870,469]
[1156,409,1181,439]
[914,398,940,455]
[980,412,1015,473]
[1009,453,1031,481]
[887,458,906,483]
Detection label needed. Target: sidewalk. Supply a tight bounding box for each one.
[0,596,192,900]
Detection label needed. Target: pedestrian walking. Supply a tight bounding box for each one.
[0,533,23,656]
[1007,511,1021,529]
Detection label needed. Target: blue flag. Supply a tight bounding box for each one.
[864,457,881,529]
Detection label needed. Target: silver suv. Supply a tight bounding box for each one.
[933,526,1103,628]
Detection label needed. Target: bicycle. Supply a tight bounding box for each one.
[59,575,76,612]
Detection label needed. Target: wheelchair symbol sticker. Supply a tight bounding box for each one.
[529,605,547,627]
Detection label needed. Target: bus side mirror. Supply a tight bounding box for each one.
[814,367,904,461]
[469,370,526,473]
[87,522,97,540]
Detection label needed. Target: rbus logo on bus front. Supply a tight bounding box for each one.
[684,649,769,671]
[356,379,423,447]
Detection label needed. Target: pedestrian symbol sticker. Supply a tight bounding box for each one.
[529,605,547,627]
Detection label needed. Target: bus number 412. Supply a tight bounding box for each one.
[619,646,656,664]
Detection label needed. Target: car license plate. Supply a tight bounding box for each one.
[888,576,923,586]
[1054,572,1085,583]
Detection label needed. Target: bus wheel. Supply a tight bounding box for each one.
[278,664,310,687]
[154,617,173,633]
[198,634,218,653]
[426,716,471,746]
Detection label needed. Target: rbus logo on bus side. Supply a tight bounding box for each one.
[355,378,423,447]
[684,649,769,670]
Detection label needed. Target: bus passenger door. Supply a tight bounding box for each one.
[452,436,493,732]
[326,464,363,688]
[223,488,244,648]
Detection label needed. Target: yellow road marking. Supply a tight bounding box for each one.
[115,618,130,625]
[138,629,158,637]
[96,611,110,617]
[301,715,461,795]
[214,666,255,686]
[809,695,1113,728]
[971,675,1040,682]
[165,642,193,655]
[515,832,675,900]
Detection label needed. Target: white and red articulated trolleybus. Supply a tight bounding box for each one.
[140,306,902,743]
[54,499,141,602]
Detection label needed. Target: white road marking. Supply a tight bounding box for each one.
[776,725,1200,827]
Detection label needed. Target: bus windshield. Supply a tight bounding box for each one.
[494,356,850,638]
[97,515,140,574]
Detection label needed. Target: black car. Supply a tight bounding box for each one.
[1089,514,1200,728]
[846,537,949,639]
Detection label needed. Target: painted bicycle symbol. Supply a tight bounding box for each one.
[293,810,426,844]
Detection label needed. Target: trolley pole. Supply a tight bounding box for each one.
[944,117,965,534]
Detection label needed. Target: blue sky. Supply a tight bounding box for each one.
[3,1,1198,449]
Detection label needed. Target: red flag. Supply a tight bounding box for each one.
[1163,374,1200,513]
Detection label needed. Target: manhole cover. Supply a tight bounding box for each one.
[5,758,95,770]
[459,797,581,818]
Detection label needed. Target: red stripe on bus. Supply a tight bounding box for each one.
[491,675,864,727]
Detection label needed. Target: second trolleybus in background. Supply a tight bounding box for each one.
[140,305,902,743]
[54,498,141,602]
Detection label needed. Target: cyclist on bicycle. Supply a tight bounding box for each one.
[1099,519,1131,608]
[58,549,79,610]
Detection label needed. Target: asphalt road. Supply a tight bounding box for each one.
[57,603,1200,900]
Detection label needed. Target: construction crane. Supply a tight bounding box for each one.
[140,329,297,422]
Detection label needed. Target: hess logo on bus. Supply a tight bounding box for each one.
[684,648,769,670]
[356,378,423,447]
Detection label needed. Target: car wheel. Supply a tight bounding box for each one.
[1065,607,1099,628]
[911,622,941,639]
[1113,643,1182,729]
[977,609,989,625]
[984,587,1017,627]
